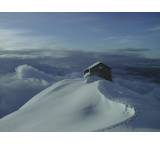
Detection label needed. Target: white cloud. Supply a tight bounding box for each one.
[0,49,71,59]
[103,35,138,46]
[146,25,160,32]
[103,36,118,41]
[118,36,134,44]
[15,64,54,82]
[0,28,58,50]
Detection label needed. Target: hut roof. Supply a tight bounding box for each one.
[87,61,101,69]
[87,61,111,69]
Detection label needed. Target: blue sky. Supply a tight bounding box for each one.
[0,13,160,58]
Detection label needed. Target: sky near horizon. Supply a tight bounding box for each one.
[0,13,160,58]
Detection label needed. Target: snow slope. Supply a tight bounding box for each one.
[0,79,135,132]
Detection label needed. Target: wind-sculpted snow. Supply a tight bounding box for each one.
[0,79,135,132]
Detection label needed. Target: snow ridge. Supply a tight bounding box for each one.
[0,79,135,132]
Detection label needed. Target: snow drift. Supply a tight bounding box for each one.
[0,79,135,132]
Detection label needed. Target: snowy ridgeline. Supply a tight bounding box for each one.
[0,78,135,132]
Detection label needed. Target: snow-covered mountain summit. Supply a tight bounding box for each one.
[0,78,135,131]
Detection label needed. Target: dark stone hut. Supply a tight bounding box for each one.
[84,62,112,81]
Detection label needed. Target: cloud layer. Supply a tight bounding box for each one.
[0,49,159,118]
